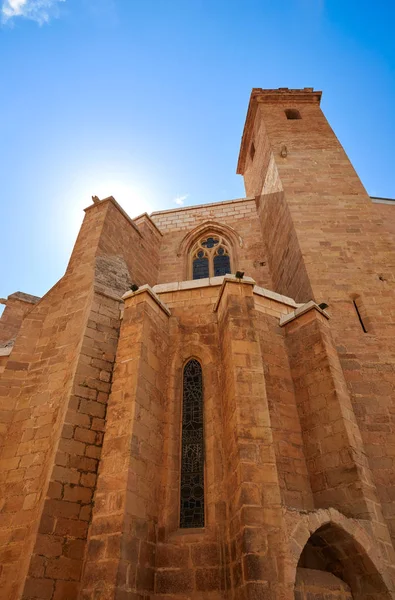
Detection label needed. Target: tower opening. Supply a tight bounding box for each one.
[285,108,302,120]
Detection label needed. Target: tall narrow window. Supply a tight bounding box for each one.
[191,234,232,279]
[192,250,209,280]
[180,359,204,528]
[213,247,231,276]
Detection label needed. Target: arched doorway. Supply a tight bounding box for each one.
[295,523,392,600]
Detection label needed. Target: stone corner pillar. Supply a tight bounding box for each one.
[79,287,170,599]
[216,277,292,600]
[282,303,382,522]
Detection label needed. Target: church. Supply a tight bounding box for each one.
[1,87,395,600]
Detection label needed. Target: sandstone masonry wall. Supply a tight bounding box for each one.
[239,88,395,545]
[0,197,162,600]
[151,198,272,288]
[0,293,40,346]
[2,88,395,600]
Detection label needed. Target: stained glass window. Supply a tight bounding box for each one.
[180,359,204,528]
[213,252,231,276]
[193,255,209,279]
[190,234,232,280]
[201,237,219,249]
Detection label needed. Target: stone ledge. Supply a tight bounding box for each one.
[153,279,302,312]
[279,300,329,327]
[153,277,226,294]
[371,196,395,205]
[122,284,171,316]
[167,528,208,543]
[0,347,12,357]
[254,285,302,309]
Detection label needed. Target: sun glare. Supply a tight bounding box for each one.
[51,171,158,258]
[93,179,155,218]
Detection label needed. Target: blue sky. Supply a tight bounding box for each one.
[1,0,394,304]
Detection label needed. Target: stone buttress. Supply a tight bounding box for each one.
[1,88,395,600]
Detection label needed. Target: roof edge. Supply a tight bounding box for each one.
[150,196,255,218]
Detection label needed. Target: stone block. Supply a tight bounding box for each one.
[53,580,80,600]
[156,544,189,568]
[243,554,277,582]
[23,577,54,599]
[156,570,195,594]
[45,556,82,581]
[195,567,221,591]
[191,543,220,567]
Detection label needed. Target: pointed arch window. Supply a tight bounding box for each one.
[180,359,204,528]
[190,235,232,280]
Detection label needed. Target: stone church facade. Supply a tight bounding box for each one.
[1,87,395,600]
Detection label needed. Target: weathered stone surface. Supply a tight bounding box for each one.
[1,88,395,600]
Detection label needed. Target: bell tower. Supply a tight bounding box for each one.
[237,87,395,549]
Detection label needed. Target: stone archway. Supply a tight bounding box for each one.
[295,522,392,600]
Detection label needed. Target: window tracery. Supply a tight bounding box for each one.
[190,235,231,280]
[180,359,204,528]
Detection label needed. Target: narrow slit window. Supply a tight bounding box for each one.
[250,142,256,161]
[180,359,204,528]
[353,298,368,333]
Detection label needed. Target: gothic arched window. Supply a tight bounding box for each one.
[190,235,231,280]
[180,359,204,528]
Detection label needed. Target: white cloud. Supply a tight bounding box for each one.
[2,0,66,24]
[173,194,189,206]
